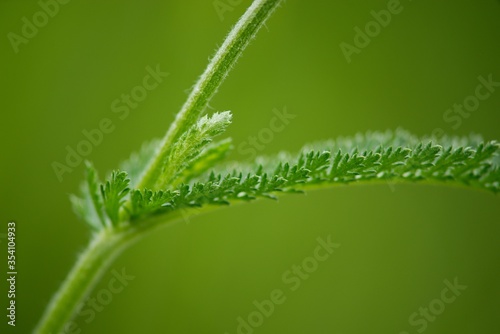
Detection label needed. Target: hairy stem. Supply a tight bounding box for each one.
[34,211,186,333]
[137,0,283,190]
[34,229,129,334]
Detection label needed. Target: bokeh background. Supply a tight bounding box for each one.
[1,0,499,333]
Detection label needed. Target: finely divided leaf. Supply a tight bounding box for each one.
[130,189,177,219]
[75,130,500,228]
[155,111,232,189]
[70,162,106,230]
[173,138,233,186]
[85,161,106,225]
[140,132,499,221]
[100,171,130,226]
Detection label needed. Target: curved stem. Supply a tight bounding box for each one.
[35,204,219,333]
[34,211,186,334]
[137,0,283,191]
[34,229,129,334]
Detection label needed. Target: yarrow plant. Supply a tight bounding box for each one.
[35,0,500,333]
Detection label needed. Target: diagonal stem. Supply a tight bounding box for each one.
[34,211,187,334]
[34,228,130,334]
[136,0,284,191]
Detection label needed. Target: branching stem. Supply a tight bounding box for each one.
[137,0,283,191]
[34,1,283,332]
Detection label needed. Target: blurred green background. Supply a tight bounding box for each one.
[1,0,499,333]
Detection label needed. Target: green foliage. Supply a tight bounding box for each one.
[155,111,232,189]
[174,138,233,186]
[163,134,498,210]
[86,162,106,225]
[72,130,500,229]
[129,189,177,220]
[100,171,130,226]
[70,162,105,230]
[72,165,132,229]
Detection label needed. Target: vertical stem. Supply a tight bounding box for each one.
[136,0,284,190]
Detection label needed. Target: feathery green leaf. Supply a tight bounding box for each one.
[73,130,499,229]
[124,131,499,224]
[154,111,232,190]
[173,138,233,186]
[100,171,130,226]
[70,162,106,230]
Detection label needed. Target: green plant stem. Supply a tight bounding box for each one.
[137,0,283,191]
[34,229,128,334]
[34,212,185,334]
